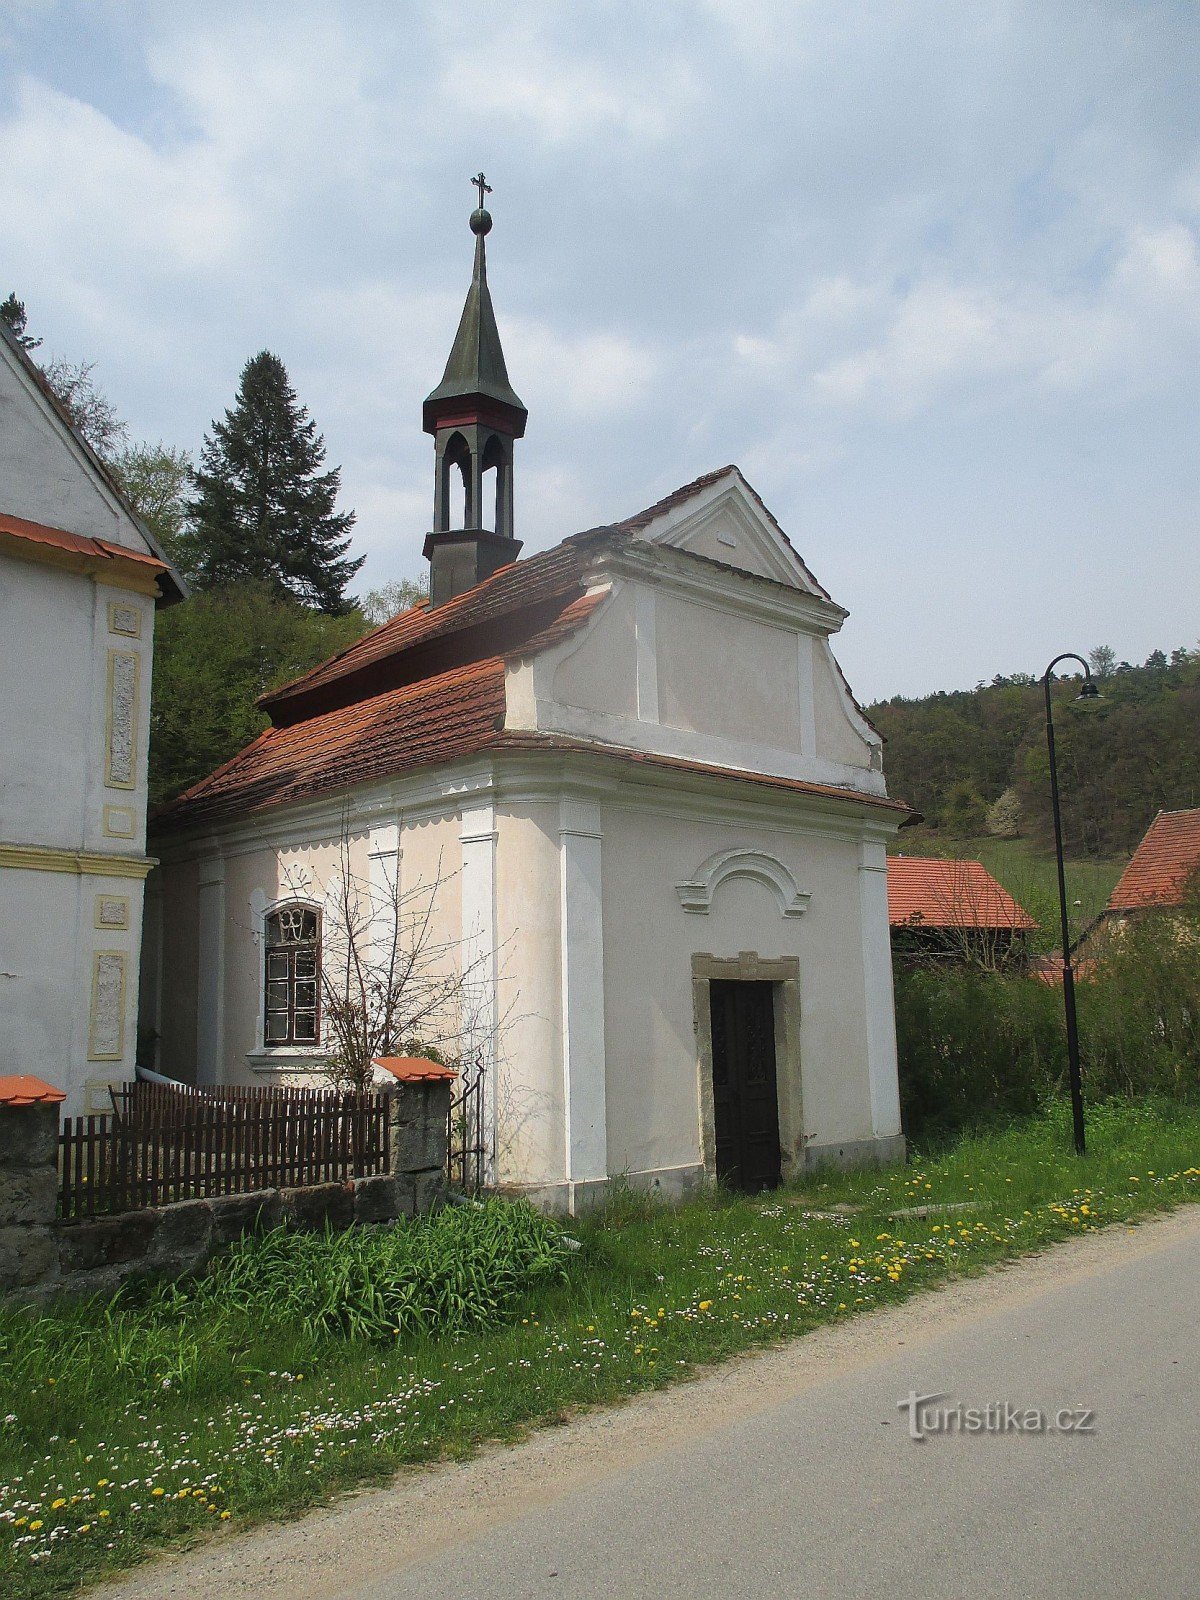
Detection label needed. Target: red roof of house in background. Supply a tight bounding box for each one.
[1106,809,1200,911]
[887,857,1036,931]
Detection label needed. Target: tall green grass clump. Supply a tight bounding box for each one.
[157,1198,571,1342]
[0,1200,570,1439]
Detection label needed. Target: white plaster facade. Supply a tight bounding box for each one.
[149,469,909,1209]
[0,326,183,1112]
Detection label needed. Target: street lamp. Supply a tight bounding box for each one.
[1042,653,1101,1155]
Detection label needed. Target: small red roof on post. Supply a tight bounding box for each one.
[371,1056,459,1083]
[0,1075,67,1106]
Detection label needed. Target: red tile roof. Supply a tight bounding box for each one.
[372,1056,458,1083]
[0,510,170,578]
[160,656,509,831]
[260,534,609,723]
[1106,809,1200,911]
[0,1074,67,1106]
[259,465,828,725]
[887,857,1036,931]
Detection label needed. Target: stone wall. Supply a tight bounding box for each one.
[0,1078,453,1301]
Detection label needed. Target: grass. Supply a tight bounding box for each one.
[891,832,1128,952]
[4,1096,1200,1598]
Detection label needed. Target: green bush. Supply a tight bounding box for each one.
[896,904,1200,1143]
[895,965,1064,1142]
[1081,912,1200,1098]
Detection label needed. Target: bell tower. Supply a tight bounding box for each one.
[423,174,527,608]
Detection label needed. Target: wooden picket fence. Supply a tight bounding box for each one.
[58,1081,390,1222]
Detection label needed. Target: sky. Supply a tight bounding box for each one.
[2,0,1198,700]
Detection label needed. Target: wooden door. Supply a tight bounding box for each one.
[709,980,781,1192]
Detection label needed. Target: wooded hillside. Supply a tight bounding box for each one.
[868,646,1200,856]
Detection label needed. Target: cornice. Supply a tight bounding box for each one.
[592,541,848,636]
[0,842,156,879]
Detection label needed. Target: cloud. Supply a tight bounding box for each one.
[1,0,1198,696]
[508,320,659,417]
[0,76,245,276]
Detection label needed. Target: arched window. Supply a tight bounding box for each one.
[264,904,321,1044]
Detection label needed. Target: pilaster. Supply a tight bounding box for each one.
[196,852,225,1086]
[858,837,902,1138]
[559,797,607,1196]
[460,802,498,1181]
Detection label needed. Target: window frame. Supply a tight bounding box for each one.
[261,900,322,1050]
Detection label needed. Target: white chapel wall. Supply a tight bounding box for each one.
[0,346,145,550]
[597,803,878,1184]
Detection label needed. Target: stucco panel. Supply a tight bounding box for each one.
[672,518,779,580]
[656,594,801,749]
[548,587,637,719]
[813,641,871,768]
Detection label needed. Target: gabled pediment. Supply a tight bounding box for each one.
[0,324,184,600]
[622,466,828,598]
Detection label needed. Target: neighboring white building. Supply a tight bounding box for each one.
[0,321,185,1113]
[147,198,912,1210]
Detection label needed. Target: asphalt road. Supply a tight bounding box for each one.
[99,1206,1200,1600]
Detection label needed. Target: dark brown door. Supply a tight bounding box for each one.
[709,980,781,1192]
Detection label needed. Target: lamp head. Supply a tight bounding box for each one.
[1077,678,1102,704]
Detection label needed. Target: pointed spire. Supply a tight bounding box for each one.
[422,176,526,607]
[423,182,527,434]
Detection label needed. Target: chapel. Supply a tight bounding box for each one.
[146,186,912,1210]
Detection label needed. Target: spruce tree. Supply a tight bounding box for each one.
[0,292,41,350]
[190,351,362,613]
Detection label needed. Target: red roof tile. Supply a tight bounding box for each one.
[887,857,1036,931]
[156,467,888,832]
[259,466,831,726]
[1106,809,1200,911]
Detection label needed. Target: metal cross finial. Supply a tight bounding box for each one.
[471,172,492,209]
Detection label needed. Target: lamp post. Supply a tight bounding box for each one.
[1042,653,1101,1156]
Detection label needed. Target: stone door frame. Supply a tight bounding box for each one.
[691,951,803,1185]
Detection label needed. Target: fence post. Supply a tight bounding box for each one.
[377,1058,458,1215]
[0,1076,65,1293]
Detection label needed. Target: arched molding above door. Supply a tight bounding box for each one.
[676,848,811,918]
